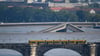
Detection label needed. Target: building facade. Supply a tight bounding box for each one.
[26,0,100,7]
[0,0,100,7]
[48,0,100,7]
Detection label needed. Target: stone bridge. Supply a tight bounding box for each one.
[0,43,30,56]
[35,44,90,56]
[0,42,100,56]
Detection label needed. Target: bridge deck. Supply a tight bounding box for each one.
[0,22,100,26]
[0,32,100,43]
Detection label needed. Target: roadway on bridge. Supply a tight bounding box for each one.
[0,32,100,43]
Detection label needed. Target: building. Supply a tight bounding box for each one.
[48,0,100,7]
[26,0,100,7]
[0,0,100,8]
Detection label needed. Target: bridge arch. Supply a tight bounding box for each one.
[0,48,25,56]
[0,49,23,56]
[36,44,90,56]
[0,43,30,56]
[44,48,81,56]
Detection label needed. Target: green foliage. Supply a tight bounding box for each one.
[76,10,87,22]
[92,14,100,22]
[0,6,100,22]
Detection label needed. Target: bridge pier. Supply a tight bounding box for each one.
[90,44,96,56]
[30,44,37,56]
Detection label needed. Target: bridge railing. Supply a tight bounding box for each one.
[29,40,87,45]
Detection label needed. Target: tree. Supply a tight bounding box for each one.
[76,10,89,22]
[0,6,9,22]
[92,14,100,22]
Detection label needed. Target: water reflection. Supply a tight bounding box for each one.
[44,48,81,56]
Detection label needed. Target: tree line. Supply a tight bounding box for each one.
[0,6,100,23]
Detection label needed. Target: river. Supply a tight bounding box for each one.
[0,25,100,56]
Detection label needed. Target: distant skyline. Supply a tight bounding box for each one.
[1,0,100,7]
[0,0,24,2]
